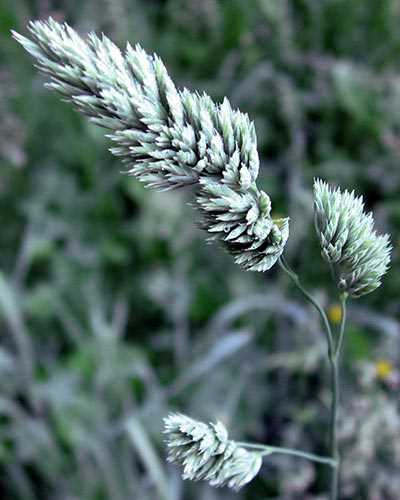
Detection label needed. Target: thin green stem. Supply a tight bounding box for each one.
[329,358,339,500]
[335,293,347,358]
[329,293,347,500]
[236,442,337,467]
[278,256,334,357]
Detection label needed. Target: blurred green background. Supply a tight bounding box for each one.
[0,1,399,499]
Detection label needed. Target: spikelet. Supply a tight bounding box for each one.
[163,413,262,491]
[314,179,391,297]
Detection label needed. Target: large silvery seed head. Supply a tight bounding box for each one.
[13,18,289,272]
[313,179,391,298]
[163,413,262,491]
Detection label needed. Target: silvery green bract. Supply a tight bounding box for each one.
[313,179,391,298]
[163,413,262,491]
[13,19,289,272]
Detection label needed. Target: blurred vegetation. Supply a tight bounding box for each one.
[0,1,399,499]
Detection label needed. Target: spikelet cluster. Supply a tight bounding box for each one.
[314,179,391,298]
[13,19,289,271]
[163,413,262,491]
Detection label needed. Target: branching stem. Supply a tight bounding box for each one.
[278,256,348,500]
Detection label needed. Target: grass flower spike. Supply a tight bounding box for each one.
[313,179,391,297]
[163,413,262,491]
[12,18,393,500]
[13,18,289,271]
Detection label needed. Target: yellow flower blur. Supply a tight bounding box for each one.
[328,304,342,325]
[375,360,394,380]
